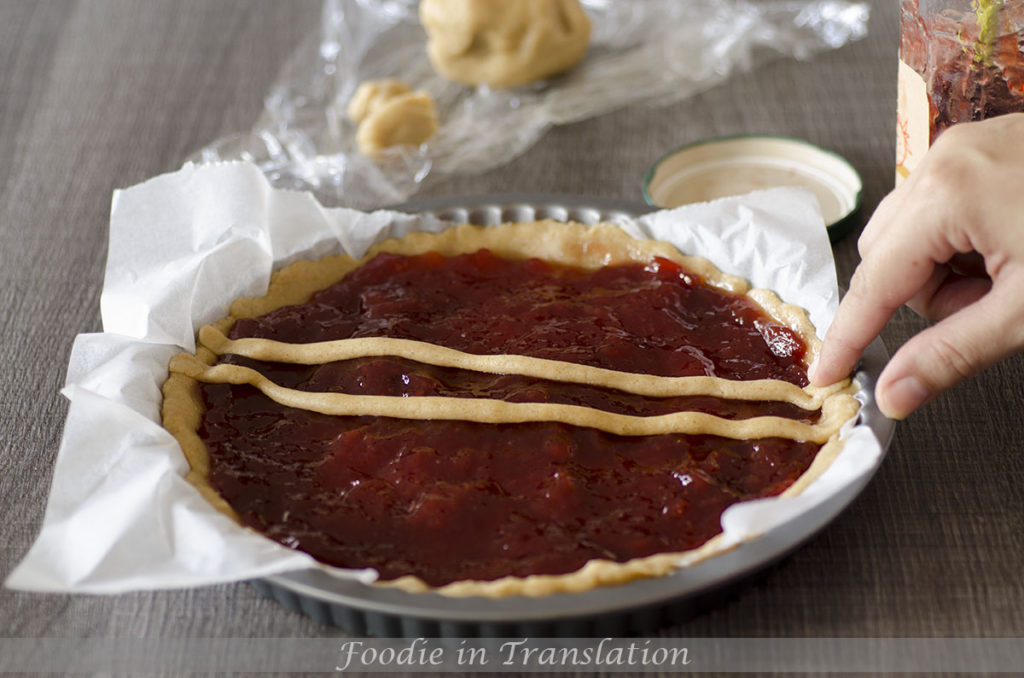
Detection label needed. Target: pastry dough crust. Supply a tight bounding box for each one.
[162,219,859,598]
[347,79,439,155]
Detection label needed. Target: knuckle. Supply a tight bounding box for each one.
[857,194,899,256]
[856,228,874,259]
[856,235,869,258]
[923,334,978,384]
[847,262,903,312]
[869,190,899,218]
[915,155,969,196]
[848,265,872,294]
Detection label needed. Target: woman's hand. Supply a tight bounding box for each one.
[811,113,1024,419]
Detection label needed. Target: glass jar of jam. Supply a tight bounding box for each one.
[896,0,1024,182]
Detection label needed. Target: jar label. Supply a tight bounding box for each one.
[896,59,930,184]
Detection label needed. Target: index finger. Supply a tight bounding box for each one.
[811,215,953,386]
[810,264,906,385]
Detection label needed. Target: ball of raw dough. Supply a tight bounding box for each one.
[348,79,439,155]
[347,78,415,123]
[419,0,591,88]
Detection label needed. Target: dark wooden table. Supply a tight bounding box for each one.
[2,0,1022,671]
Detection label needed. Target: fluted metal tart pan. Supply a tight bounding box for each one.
[252,194,893,636]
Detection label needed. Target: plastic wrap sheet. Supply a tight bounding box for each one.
[191,0,870,208]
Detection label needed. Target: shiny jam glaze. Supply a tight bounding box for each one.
[231,250,809,385]
[202,249,817,585]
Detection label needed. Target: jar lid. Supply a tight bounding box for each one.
[642,135,863,243]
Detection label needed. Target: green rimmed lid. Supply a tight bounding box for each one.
[643,135,863,243]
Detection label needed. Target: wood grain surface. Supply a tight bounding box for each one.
[1,0,1022,670]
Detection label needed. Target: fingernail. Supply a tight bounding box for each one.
[878,376,930,420]
[807,356,819,381]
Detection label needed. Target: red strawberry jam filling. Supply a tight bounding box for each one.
[199,249,818,586]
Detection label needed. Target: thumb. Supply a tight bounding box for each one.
[875,281,1024,419]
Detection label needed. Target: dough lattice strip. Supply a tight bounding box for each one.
[199,326,843,411]
[172,353,857,444]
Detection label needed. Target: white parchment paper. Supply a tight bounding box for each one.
[6,161,883,593]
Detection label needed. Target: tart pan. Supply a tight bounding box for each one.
[251,194,894,636]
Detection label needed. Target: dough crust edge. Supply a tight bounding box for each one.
[161,218,858,598]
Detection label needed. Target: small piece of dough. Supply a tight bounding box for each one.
[347,79,413,123]
[419,0,592,88]
[348,79,438,155]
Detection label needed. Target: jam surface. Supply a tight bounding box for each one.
[202,249,818,586]
[231,249,809,384]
